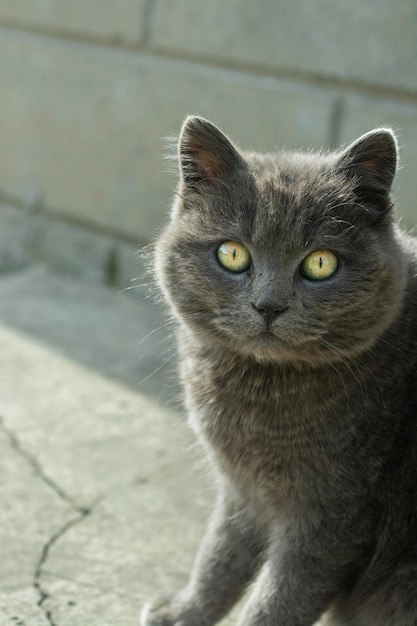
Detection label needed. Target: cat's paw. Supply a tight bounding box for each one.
[141,597,187,626]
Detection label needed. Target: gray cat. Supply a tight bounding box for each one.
[141,117,417,626]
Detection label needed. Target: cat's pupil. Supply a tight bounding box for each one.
[232,249,237,260]
[319,257,323,269]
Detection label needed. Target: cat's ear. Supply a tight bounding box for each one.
[178,116,243,188]
[336,128,398,200]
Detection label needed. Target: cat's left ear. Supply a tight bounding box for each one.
[336,128,398,200]
[178,116,244,189]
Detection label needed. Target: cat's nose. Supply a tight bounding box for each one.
[251,301,288,325]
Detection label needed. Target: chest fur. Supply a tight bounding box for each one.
[181,353,363,513]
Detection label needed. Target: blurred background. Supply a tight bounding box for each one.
[1,0,417,286]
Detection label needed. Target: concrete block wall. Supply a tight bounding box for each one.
[1,1,417,284]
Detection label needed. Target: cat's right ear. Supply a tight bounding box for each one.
[336,128,398,201]
[178,116,243,189]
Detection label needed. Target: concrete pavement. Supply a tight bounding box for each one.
[0,267,215,626]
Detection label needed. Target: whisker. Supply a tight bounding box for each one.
[137,320,176,346]
[119,283,150,292]
[137,352,177,386]
[318,339,370,408]
[378,337,417,373]
[137,336,174,365]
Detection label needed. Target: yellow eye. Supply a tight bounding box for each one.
[301,250,338,281]
[216,241,251,273]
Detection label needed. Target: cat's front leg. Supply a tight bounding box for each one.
[237,535,354,626]
[141,491,264,626]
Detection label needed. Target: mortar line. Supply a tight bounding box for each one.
[0,190,148,247]
[0,21,417,104]
[0,18,146,51]
[140,0,157,47]
[147,46,417,104]
[328,96,346,148]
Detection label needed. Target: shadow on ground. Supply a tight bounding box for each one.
[0,266,180,407]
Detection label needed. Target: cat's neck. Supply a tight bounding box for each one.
[177,321,355,399]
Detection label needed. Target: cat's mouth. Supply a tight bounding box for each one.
[212,314,328,363]
[253,327,286,348]
[240,326,331,364]
[258,329,277,341]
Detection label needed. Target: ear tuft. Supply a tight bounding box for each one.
[178,116,242,188]
[337,128,398,199]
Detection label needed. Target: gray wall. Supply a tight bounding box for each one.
[1,1,417,280]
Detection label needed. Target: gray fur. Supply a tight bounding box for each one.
[142,117,417,626]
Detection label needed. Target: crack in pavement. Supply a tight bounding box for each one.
[33,491,109,626]
[0,416,87,514]
[1,416,147,625]
[33,512,90,626]
[0,416,90,626]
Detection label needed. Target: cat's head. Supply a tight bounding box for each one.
[155,116,406,365]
